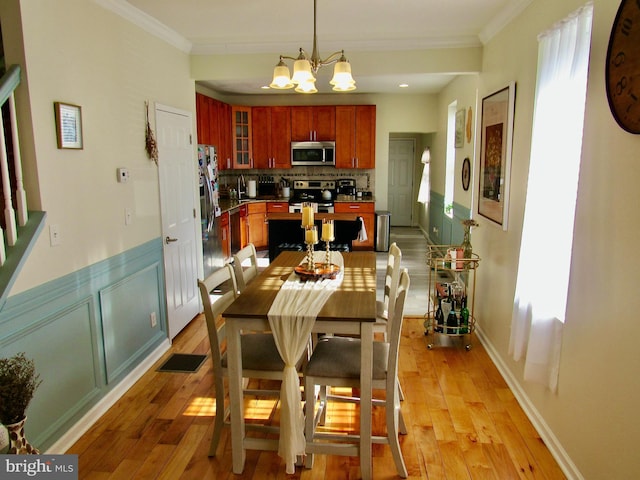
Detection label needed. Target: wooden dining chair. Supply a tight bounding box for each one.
[375,242,402,340]
[232,243,259,292]
[198,264,288,457]
[303,269,411,478]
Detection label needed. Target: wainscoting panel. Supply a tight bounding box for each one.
[0,297,100,451]
[100,264,165,383]
[428,190,471,245]
[0,238,167,451]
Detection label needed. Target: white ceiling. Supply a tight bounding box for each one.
[108,0,533,95]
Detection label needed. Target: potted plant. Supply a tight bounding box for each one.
[0,352,42,454]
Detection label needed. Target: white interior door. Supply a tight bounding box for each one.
[388,139,415,226]
[156,104,200,339]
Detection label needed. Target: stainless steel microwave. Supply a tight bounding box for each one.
[291,141,335,166]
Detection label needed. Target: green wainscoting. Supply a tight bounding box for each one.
[429,191,471,245]
[0,238,167,451]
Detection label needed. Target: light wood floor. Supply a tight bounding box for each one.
[67,228,566,479]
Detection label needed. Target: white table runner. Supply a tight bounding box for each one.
[267,250,344,474]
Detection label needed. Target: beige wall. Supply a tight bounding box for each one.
[432,1,640,478]
[4,0,638,476]
[5,0,195,294]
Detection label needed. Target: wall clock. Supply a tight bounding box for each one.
[461,157,471,191]
[605,0,640,134]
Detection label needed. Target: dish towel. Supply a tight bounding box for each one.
[357,216,368,242]
[267,251,344,474]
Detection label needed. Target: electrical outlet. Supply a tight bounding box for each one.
[49,224,62,246]
[150,312,157,328]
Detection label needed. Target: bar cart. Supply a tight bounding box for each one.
[424,245,480,350]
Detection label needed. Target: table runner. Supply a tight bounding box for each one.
[267,251,344,474]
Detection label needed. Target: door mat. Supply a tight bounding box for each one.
[157,353,207,373]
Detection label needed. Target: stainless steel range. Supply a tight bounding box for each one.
[288,180,336,213]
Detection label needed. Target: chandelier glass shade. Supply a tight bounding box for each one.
[269,0,356,93]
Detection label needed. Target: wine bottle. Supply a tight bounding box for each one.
[460,297,470,334]
[446,298,459,334]
[435,298,444,333]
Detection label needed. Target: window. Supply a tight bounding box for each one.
[444,102,457,217]
[509,3,593,392]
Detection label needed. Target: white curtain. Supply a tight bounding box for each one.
[509,3,593,393]
[267,251,343,474]
[417,147,431,203]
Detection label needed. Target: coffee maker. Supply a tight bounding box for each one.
[336,178,356,196]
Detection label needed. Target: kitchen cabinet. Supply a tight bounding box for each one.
[239,204,249,248]
[334,202,375,250]
[232,105,252,169]
[252,106,292,169]
[215,100,233,170]
[196,93,211,145]
[218,211,231,261]
[266,202,290,213]
[195,94,233,170]
[335,105,376,169]
[247,202,268,249]
[291,106,335,142]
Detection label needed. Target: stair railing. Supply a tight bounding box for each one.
[0,65,28,265]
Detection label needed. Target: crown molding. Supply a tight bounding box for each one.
[478,0,534,44]
[190,35,483,56]
[92,0,192,53]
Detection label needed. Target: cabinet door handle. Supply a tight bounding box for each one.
[165,236,178,244]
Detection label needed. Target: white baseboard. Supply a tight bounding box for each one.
[45,339,171,454]
[474,326,584,480]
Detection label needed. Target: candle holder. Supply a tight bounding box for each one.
[301,201,315,227]
[321,219,335,267]
[303,225,318,271]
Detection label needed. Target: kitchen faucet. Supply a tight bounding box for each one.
[237,174,246,200]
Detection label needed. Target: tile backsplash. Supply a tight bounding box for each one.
[220,168,374,193]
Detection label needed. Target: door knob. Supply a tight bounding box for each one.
[165,236,178,244]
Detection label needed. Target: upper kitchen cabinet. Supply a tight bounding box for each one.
[335,105,376,169]
[195,94,233,170]
[232,105,252,169]
[196,93,211,145]
[216,100,233,170]
[291,106,335,142]
[252,106,292,169]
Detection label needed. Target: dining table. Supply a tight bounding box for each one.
[222,250,377,479]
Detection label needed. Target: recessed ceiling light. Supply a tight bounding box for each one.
[261,85,270,90]
[399,83,409,88]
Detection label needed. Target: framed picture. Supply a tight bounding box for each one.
[455,108,465,148]
[477,82,516,229]
[54,102,83,149]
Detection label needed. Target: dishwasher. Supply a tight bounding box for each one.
[229,206,241,255]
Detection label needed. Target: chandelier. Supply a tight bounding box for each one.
[269,0,356,93]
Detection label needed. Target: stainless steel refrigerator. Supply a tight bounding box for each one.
[198,144,223,277]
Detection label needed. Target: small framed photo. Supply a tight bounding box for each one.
[478,82,516,230]
[54,102,83,149]
[455,108,465,148]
